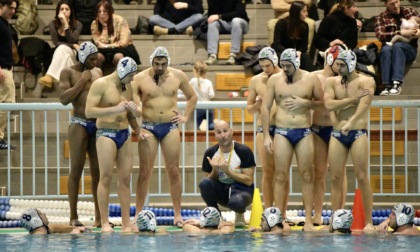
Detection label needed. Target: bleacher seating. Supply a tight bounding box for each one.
[12,1,420,100]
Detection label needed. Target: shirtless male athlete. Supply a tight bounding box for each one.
[261,48,323,232]
[132,47,197,227]
[377,203,420,235]
[323,50,375,232]
[309,45,348,225]
[59,41,102,227]
[246,47,282,209]
[85,56,140,233]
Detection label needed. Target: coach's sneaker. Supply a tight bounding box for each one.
[205,54,217,65]
[0,139,16,150]
[389,81,402,95]
[235,212,245,227]
[380,87,390,96]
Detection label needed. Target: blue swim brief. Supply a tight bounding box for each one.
[96,128,130,149]
[141,121,178,141]
[274,127,312,147]
[256,125,275,137]
[70,116,97,137]
[331,129,367,148]
[311,124,333,144]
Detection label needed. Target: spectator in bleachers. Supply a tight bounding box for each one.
[190,60,215,130]
[271,1,312,71]
[205,0,249,65]
[91,0,141,70]
[72,0,105,35]
[150,0,204,36]
[375,0,419,96]
[314,0,358,55]
[0,0,17,150]
[267,0,316,53]
[34,0,82,98]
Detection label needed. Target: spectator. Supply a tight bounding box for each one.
[150,0,204,35]
[199,120,256,227]
[205,0,249,65]
[190,60,215,130]
[375,0,419,96]
[91,0,141,70]
[0,0,17,150]
[72,0,105,35]
[34,0,82,98]
[314,0,358,54]
[272,1,312,71]
[267,0,316,53]
[21,208,88,234]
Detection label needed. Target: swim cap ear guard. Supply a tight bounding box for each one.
[21,208,46,233]
[150,46,171,66]
[393,203,414,227]
[337,50,357,73]
[331,209,353,233]
[199,207,221,228]
[262,207,282,231]
[117,57,137,90]
[136,210,157,232]
[258,47,278,66]
[78,41,98,65]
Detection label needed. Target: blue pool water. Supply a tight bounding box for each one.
[1,231,420,252]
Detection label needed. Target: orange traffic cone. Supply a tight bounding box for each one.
[351,188,365,231]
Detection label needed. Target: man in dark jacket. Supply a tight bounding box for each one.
[0,0,17,150]
[205,0,249,65]
[150,0,204,35]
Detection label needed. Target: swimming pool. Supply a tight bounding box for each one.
[1,231,419,252]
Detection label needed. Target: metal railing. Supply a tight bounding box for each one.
[0,100,419,202]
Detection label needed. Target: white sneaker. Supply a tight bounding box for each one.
[225,54,236,65]
[389,84,402,95]
[380,88,390,96]
[205,54,217,65]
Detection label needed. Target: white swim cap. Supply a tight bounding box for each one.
[136,210,157,232]
[262,207,282,230]
[336,50,357,73]
[78,41,98,64]
[117,57,138,80]
[199,207,220,228]
[21,208,45,232]
[331,209,353,231]
[258,47,278,66]
[150,46,171,66]
[280,48,300,70]
[393,203,414,227]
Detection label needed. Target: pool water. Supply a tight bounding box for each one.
[1,230,420,252]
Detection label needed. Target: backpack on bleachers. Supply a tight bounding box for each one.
[131,15,151,35]
[16,0,39,35]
